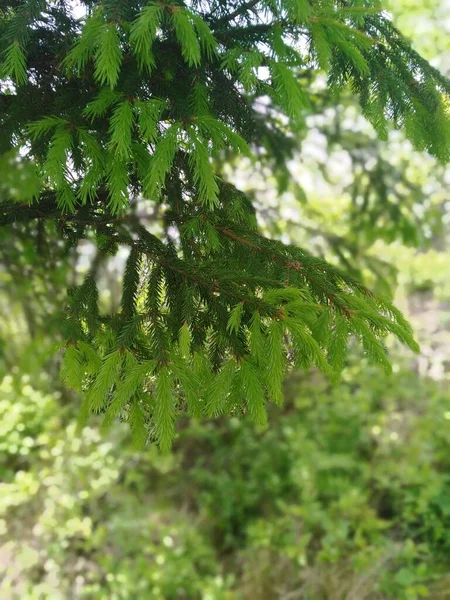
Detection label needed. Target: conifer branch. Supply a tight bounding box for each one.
[212,0,262,26]
[1,0,443,447]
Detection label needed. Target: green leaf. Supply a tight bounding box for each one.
[61,344,84,391]
[349,316,392,373]
[196,116,251,155]
[186,129,220,208]
[27,117,66,139]
[269,60,310,119]
[103,360,156,428]
[129,3,162,72]
[227,302,244,334]
[310,308,332,346]
[128,398,148,449]
[172,8,201,67]
[144,122,181,198]
[263,287,309,304]
[310,22,332,70]
[178,322,192,359]
[42,128,76,211]
[106,155,129,213]
[136,99,165,143]
[206,359,236,417]
[43,127,72,182]
[94,23,123,88]
[63,9,104,74]
[154,368,176,452]
[83,88,121,120]
[328,315,349,376]
[109,100,134,157]
[77,129,104,168]
[240,359,267,426]
[285,317,330,374]
[1,41,28,86]
[335,37,369,75]
[76,129,105,204]
[56,181,77,212]
[77,342,103,374]
[170,356,203,417]
[190,14,217,60]
[121,248,142,318]
[266,320,285,404]
[284,0,313,23]
[88,350,124,413]
[189,82,210,116]
[249,311,264,363]
[239,51,263,93]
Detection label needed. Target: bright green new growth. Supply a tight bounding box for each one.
[1,0,448,449]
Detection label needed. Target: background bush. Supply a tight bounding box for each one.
[1,360,450,599]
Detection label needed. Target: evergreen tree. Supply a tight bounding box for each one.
[1,0,449,449]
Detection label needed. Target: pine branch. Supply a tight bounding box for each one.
[214,21,295,41]
[212,0,262,26]
[2,0,441,448]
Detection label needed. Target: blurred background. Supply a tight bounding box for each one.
[1,0,450,598]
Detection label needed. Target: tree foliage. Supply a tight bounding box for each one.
[1,0,449,448]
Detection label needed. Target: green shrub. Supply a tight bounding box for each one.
[1,364,449,599]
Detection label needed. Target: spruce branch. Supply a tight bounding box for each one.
[211,0,262,26]
[1,0,445,448]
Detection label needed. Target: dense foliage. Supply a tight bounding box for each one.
[1,364,450,599]
[2,0,449,446]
